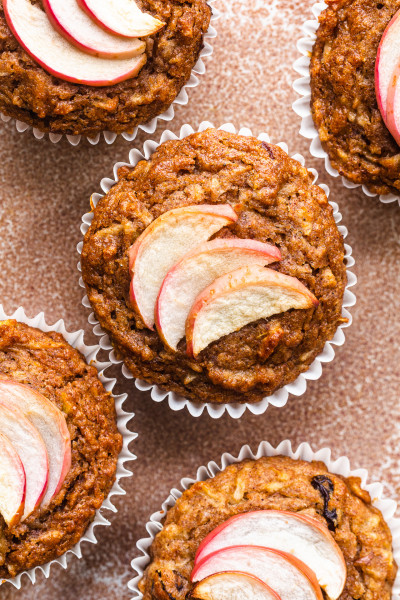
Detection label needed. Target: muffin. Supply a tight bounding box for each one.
[310,0,400,195]
[0,319,122,579]
[81,128,348,406]
[0,0,211,136]
[138,454,397,600]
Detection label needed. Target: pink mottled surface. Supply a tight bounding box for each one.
[0,0,400,598]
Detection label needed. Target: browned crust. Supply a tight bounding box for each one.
[81,128,347,405]
[310,0,400,195]
[0,319,122,578]
[0,0,211,135]
[139,456,397,600]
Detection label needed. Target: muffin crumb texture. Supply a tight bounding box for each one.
[310,0,400,195]
[0,0,211,135]
[82,128,347,404]
[0,320,122,578]
[139,456,397,600]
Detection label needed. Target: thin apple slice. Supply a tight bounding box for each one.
[195,511,346,600]
[386,64,400,146]
[0,432,25,528]
[155,239,281,351]
[129,204,239,329]
[0,401,48,519]
[0,378,71,507]
[43,0,146,59]
[189,572,281,600]
[155,238,281,350]
[186,265,318,357]
[192,546,323,600]
[3,0,147,86]
[375,9,400,122]
[77,0,164,38]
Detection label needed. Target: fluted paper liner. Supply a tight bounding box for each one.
[292,0,400,207]
[0,0,218,146]
[0,304,136,589]
[78,121,357,419]
[128,439,400,599]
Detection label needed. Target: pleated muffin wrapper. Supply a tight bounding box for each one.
[128,439,400,600]
[292,1,400,207]
[77,121,357,419]
[0,1,218,147]
[0,304,136,589]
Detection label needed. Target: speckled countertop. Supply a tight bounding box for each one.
[0,0,400,598]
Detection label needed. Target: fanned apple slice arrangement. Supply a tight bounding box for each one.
[129,204,318,356]
[0,378,71,527]
[376,8,400,145]
[189,510,347,600]
[3,0,164,85]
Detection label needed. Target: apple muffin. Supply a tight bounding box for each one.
[139,455,397,600]
[0,319,122,579]
[310,0,400,195]
[81,128,348,405]
[0,0,211,136]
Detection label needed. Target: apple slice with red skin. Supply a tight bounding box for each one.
[0,401,48,519]
[77,0,164,38]
[0,432,25,528]
[3,0,147,86]
[386,64,400,146]
[42,0,146,59]
[192,546,323,600]
[129,204,239,330]
[375,8,400,123]
[186,265,318,357]
[155,239,282,351]
[194,510,346,600]
[189,572,281,600]
[0,378,71,507]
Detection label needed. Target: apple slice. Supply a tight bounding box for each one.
[0,378,71,507]
[375,9,400,122]
[155,239,281,351]
[0,401,48,519]
[129,204,239,329]
[386,63,400,146]
[42,0,146,59]
[3,0,147,86]
[192,546,323,600]
[77,0,164,38]
[189,572,281,600]
[195,511,346,600]
[0,433,25,528]
[186,265,318,357]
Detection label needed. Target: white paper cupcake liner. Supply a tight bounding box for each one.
[77,121,357,419]
[292,1,400,207]
[0,304,136,589]
[0,1,218,147]
[128,439,400,600]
